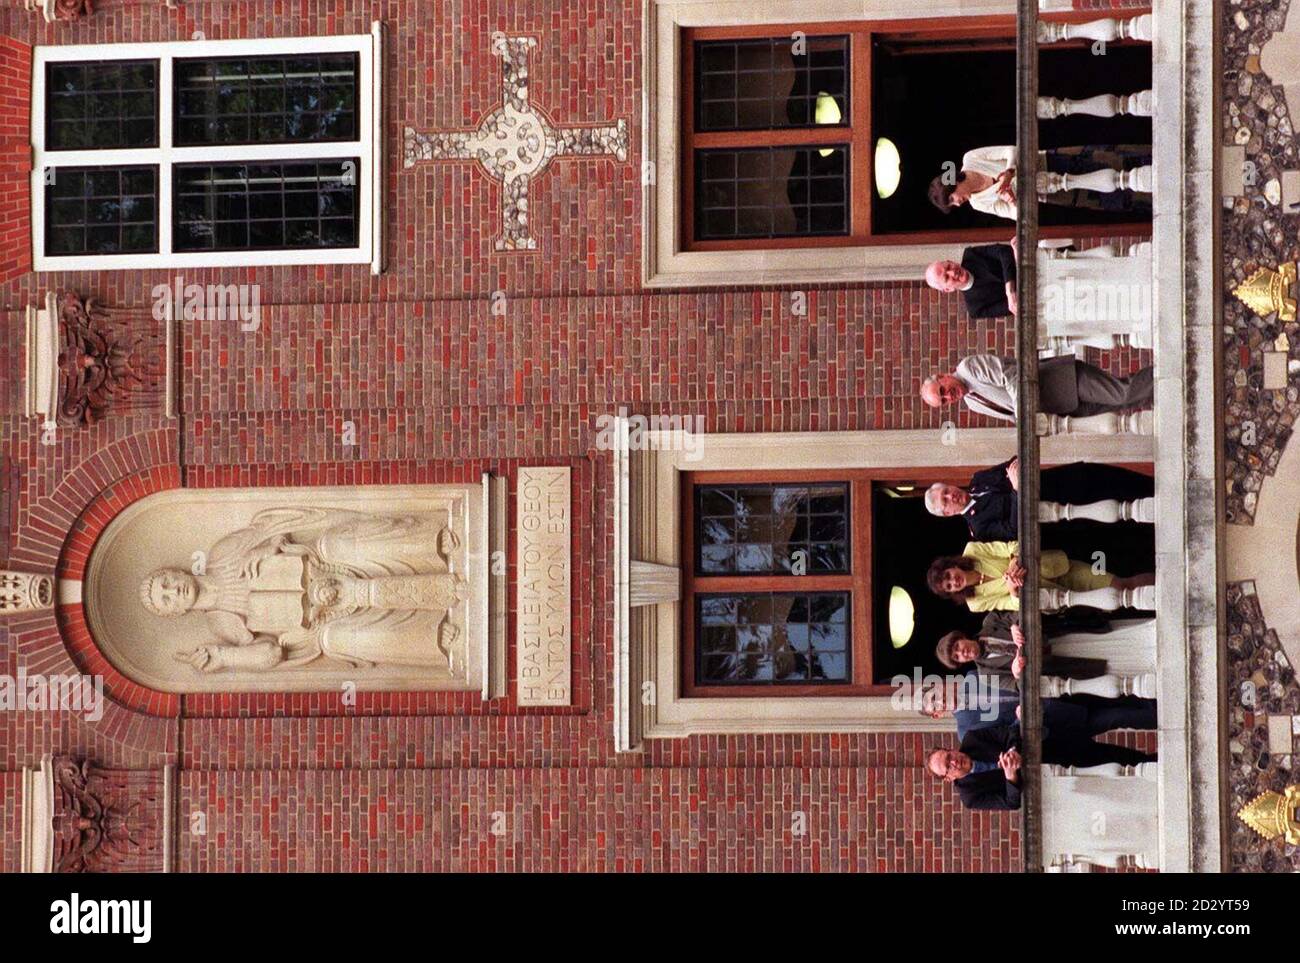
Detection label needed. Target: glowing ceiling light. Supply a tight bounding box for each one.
[815,92,842,158]
[875,137,902,199]
[889,585,915,649]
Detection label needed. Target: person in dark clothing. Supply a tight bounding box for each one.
[924,243,1019,319]
[926,700,1157,811]
[924,457,1154,541]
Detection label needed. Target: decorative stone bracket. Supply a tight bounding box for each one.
[22,755,173,873]
[24,292,173,431]
[25,0,179,21]
[24,0,94,21]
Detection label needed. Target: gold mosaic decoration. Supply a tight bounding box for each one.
[1237,784,1300,845]
[1233,261,1298,322]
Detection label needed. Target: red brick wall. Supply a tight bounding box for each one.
[0,36,31,285]
[176,764,1018,872]
[0,1,1157,873]
[0,770,20,874]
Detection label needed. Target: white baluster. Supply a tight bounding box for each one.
[1038,164,1154,196]
[1039,496,1155,524]
[1037,14,1153,45]
[1036,411,1154,436]
[1041,672,1157,699]
[1041,584,1157,612]
[1037,90,1154,120]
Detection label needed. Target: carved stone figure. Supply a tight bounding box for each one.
[26,0,94,23]
[50,756,162,873]
[138,508,469,676]
[57,293,160,427]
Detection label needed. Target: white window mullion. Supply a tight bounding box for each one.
[158,52,174,258]
[168,141,366,163]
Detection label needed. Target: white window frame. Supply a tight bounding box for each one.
[611,423,1155,750]
[32,29,381,272]
[642,0,1019,287]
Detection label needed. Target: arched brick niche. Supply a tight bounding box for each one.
[57,466,183,718]
[53,457,591,719]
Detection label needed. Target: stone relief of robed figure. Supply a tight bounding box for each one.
[137,507,468,678]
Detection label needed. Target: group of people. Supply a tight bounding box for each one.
[910,143,1158,809]
[923,456,1155,615]
[909,345,1154,805]
[915,462,1158,810]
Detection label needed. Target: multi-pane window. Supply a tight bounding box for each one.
[682,473,873,696]
[33,35,377,270]
[46,166,158,256]
[173,53,359,146]
[695,482,849,575]
[46,60,159,150]
[684,29,868,248]
[696,592,851,686]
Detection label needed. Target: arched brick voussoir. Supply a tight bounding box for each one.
[45,453,183,721]
[6,610,178,762]
[45,430,180,581]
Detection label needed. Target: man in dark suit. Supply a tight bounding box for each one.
[924,460,1019,541]
[924,243,1018,319]
[919,679,1151,742]
[924,458,1155,541]
[926,700,1157,810]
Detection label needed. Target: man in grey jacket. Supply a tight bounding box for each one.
[919,353,1153,422]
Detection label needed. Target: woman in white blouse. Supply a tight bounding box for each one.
[927,144,1152,221]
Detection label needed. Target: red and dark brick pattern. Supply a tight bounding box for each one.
[0,0,1155,872]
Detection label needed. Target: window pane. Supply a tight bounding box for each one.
[172,159,359,252]
[694,147,849,240]
[694,36,849,131]
[44,165,158,255]
[695,592,850,685]
[173,53,359,146]
[45,60,159,150]
[696,483,849,575]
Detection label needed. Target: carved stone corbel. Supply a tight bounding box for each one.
[25,0,94,23]
[24,755,171,873]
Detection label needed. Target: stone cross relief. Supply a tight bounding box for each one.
[403,34,630,251]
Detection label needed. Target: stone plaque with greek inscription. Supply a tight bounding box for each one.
[516,467,572,706]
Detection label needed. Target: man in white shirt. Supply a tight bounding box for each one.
[919,353,1153,422]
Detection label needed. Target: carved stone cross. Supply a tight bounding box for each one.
[403,35,629,251]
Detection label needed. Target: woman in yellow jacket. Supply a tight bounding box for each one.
[926,540,1153,612]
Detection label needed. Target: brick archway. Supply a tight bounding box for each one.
[57,465,183,718]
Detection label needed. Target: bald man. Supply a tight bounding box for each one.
[924,243,1018,319]
[920,354,1154,423]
